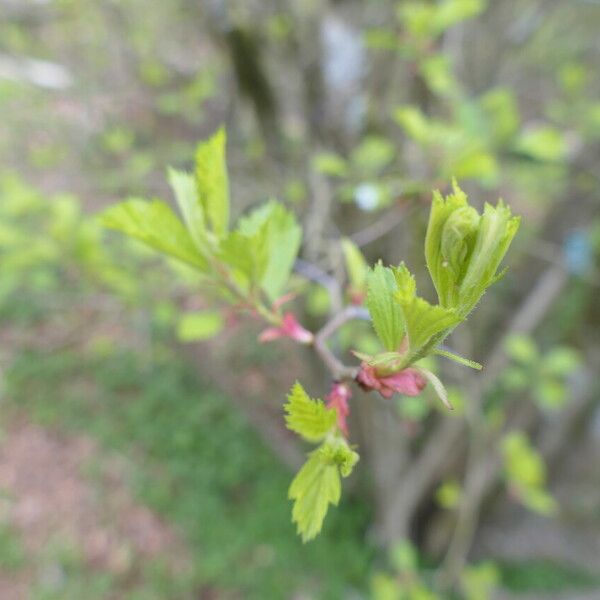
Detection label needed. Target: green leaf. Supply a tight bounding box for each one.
[398,295,462,358]
[502,431,556,515]
[289,450,340,543]
[312,152,348,177]
[284,382,336,443]
[349,136,395,174]
[223,201,301,301]
[434,348,482,370]
[366,262,405,351]
[218,230,268,288]
[425,183,520,314]
[168,167,209,252]
[101,199,207,270]
[505,334,539,364]
[515,126,567,162]
[542,347,581,376]
[177,311,224,342]
[341,238,368,296]
[289,439,359,542]
[195,126,229,237]
[393,105,433,144]
[260,203,302,302]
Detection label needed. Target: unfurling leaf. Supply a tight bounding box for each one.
[289,438,359,542]
[284,382,337,443]
[425,181,520,315]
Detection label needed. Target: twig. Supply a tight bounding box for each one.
[382,264,570,547]
[312,305,370,381]
[294,258,344,314]
[350,204,408,248]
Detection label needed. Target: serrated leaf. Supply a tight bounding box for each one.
[102,199,207,270]
[220,201,301,300]
[289,450,341,542]
[168,167,209,252]
[218,230,268,288]
[177,311,224,342]
[284,382,336,443]
[260,203,302,302]
[195,126,229,237]
[398,295,462,358]
[289,439,359,542]
[366,262,404,351]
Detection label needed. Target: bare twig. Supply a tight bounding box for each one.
[312,305,369,381]
[350,204,408,248]
[294,258,344,315]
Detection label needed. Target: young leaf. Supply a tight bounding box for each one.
[289,439,359,542]
[260,203,302,302]
[102,199,207,270]
[398,295,462,358]
[341,237,368,297]
[218,229,269,289]
[177,311,224,342]
[195,126,229,237]
[458,199,520,314]
[289,449,341,543]
[231,201,302,301]
[284,382,337,443]
[366,262,404,351]
[168,168,210,252]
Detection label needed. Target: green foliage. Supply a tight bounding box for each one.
[102,198,209,270]
[289,439,358,543]
[460,561,500,600]
[425,182,520,314]
[366,261,406,352]
[503,334,581,410]
[4,348,371,598]
[285,383,359,541]
[176,310,224,341]
[359,183,518,412]
[194,126,230,237]
[284,382,337,443]
[341,237,369,299]
[499,559,600,594]
[502,431,557,516]
[103,128,302,319]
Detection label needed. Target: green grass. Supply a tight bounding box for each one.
[0,523,26,571]
[498,558,600,594]
[4,346,373,599]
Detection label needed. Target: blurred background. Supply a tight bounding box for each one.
[1,0,600,598]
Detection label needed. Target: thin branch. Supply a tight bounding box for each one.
[350,204,408,248]
[312,305,370,381]
[294,258,344,315]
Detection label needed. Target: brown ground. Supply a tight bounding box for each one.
[0,418,191,599]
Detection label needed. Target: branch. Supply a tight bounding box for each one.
[381,264,570,545]
[312,305,369,381]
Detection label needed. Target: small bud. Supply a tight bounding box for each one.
[356,362,426,399]
[259,313,314,344]
[326,382,351,437]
